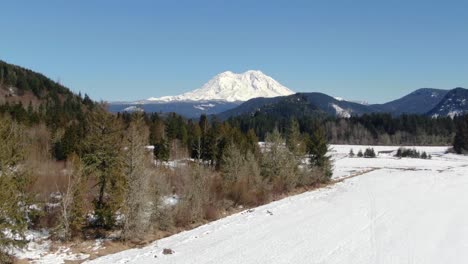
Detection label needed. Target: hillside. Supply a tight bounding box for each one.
[0,60,93,125]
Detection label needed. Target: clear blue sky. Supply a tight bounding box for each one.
[1,0,467,103]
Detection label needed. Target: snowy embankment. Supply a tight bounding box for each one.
[88,145,468,264]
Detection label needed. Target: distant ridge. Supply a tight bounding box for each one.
[217,87,468,120]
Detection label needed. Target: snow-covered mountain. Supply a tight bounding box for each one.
[144,70,294,103]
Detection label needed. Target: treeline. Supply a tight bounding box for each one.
[227,113,456,145]
[0,106,332,262]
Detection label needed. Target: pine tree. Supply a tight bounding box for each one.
[0,116,32,261]
[82,106,125,229]
[154,137,170,162]
[286,118,306,157]
[454,115,468,154]
[309,127,329,168]
[364,148,376,158]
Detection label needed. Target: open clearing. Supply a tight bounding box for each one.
[85,145,468,264]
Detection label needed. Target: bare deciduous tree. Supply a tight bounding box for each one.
[121,114,152,240]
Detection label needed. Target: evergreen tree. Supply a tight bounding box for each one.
[286,118,306,157]
[308,127,333,181]
[364,148,376,158]
[82,106,125,229]
[154,137,170,161]
[357,150,364,157]
[0,116,32,261]
[454,115,468,154]
[308,127,329,168]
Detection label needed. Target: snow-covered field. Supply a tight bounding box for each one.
[86,145,468,264]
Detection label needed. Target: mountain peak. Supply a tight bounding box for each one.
[145,70,294,103]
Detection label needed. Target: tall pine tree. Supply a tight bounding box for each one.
[82,106,125,229]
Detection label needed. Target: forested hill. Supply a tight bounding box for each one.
[0,60,94,126]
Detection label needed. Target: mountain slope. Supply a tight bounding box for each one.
[144,70,294,103]
[427,87,468,117]
[218,92,373,120]
[370,88,448,115]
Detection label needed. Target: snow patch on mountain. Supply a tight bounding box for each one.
[123,106,144,112]
[193,103,216,111]
[447,110,463,118]
[146,70,294,103]
[331,103,351,118]
[334,96,368,105]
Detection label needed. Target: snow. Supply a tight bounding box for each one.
[448,110,462,118]
[193,103,216,111]
[144,70,294,103]
[331,103,351,118]
[333,96,368,105]
[123,106,144,112]
[88,145,468,264]
[162,195,180,207]
[12,230,90,264]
